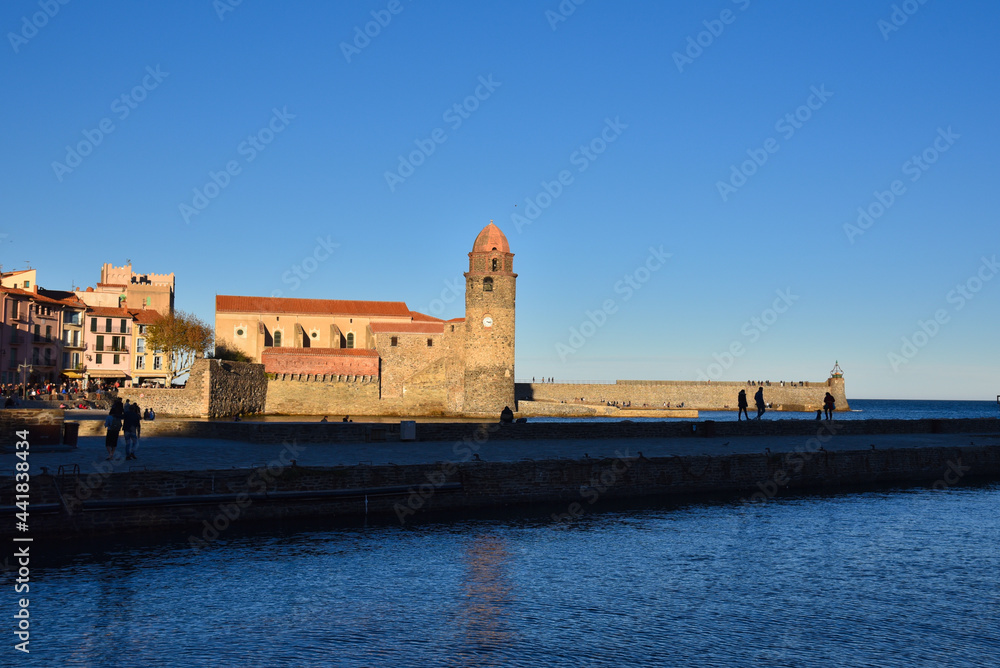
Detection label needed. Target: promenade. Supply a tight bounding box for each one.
[5,429,998,475]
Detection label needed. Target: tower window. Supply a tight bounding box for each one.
[427,338,433,347]
[274,331,283,347]
[483,277,493,292]
[346,332,355,349]
[491,258,498,271]
[390,336,398,347]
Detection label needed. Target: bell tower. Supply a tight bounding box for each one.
[463,221,516,415]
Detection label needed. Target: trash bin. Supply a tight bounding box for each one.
[63,422,80,447]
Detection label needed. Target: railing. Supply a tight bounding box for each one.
[89,326,131,334]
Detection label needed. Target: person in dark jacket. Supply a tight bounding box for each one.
[105,398,125,460]
[123,403,141,460]
[824,392,836,420]
[754,387,766,420]
[737,390,750,421]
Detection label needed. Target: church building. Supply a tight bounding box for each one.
[214,222,516,416]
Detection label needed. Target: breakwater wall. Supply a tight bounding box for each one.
[71,416,1000,444]
[5,439,999,538]
[518,378,849,412]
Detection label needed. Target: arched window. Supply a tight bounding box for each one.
[483,277,493,292]
[273,330,282,347]
[491,258,499,271]
[346,332,355,349]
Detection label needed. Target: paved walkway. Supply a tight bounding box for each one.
[3,430,998,475]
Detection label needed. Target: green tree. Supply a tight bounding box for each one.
[144,310,213,384]
[209,342,252,363]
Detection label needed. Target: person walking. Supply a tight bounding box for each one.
[754,386,766,420]
[737,389,750,421]
[123,403,141,460]
[824,392,836,420]
[105,398,125,460]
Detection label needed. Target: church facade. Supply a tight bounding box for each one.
[214,222,516,416]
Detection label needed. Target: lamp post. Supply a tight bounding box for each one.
[17,359,33,400]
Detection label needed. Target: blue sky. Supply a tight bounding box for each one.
[2,0,998,400]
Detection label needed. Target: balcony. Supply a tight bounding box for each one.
[89,326,131,334]
[94,345,129,354]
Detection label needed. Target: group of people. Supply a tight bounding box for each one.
[104,398,153,460]
[737,387,768,421]
[738,388,836,421]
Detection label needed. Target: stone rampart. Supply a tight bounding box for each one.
[264,375,383,416]
[117,359,266,418]
[519,378,849,412]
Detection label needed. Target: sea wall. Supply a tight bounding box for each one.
[518,378,849,412]
[6,441,998,537]
[71,416,1000,444]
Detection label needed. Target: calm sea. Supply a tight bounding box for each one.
[21,482,1000,667]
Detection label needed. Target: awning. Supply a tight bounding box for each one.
[62,371,84,379]
[86,370,131,378]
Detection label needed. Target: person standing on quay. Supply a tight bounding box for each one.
[824,392,836,420]
[737,389,750,421]
[105,397,125,460]
[754,386,766,420]
[123,403,141,460]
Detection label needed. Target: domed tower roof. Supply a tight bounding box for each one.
[472,221,509,253]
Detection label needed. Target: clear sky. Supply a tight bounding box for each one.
[2,1,998,400]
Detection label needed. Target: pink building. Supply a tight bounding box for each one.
[83,306,133,386]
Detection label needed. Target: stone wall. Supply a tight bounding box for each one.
[7,439,999,537]
[0,409,63,445]
[519,377,849,412]
[207,360,268,418]
[264,375,383,416]
[117,359,266,418]
[71,415,1000,444]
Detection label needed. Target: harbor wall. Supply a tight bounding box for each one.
[5,438,999,537]
[518,377,849,412]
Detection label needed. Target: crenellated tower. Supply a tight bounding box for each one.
[463,221,516,414]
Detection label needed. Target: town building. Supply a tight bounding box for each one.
[214,222,517,415]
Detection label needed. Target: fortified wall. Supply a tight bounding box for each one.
[519,377,849,413]
[118,359,267,418]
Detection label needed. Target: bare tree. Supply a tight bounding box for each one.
[144,310,213,384]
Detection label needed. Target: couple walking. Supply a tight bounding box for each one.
[105,398,142,460]
[737,387,766,421]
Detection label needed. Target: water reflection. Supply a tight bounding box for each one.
[456,534,516,663]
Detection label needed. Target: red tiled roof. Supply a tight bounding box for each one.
[472,222,510,253]
[216,295,411,317]
[97,283,127,289]
[446,317,465,323]
[87,306,132,317]
[409,311,444,322]
[1,287,72,306]
[369,322,445,334]
[38,289,86,308]
[131,309,163,324]
[0,269,32,277]
[261,347,378,357]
